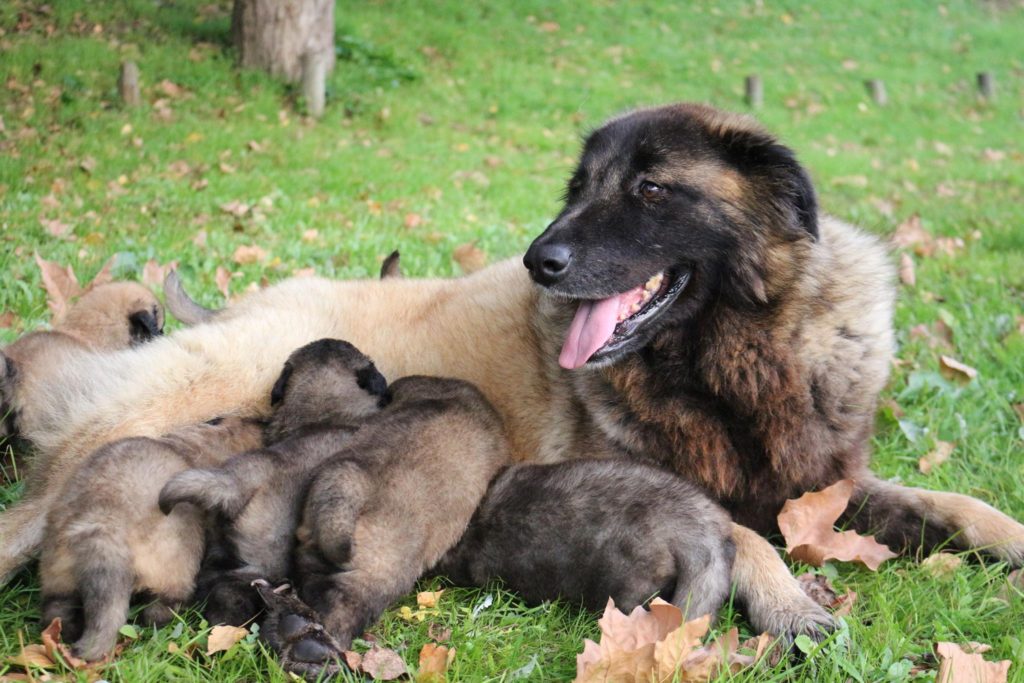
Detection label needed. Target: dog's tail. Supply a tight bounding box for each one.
[845,476,1024,565]
[159,468,248,518]
[68,526,134,661]
[669,527,735,622]
[163,271,221,326]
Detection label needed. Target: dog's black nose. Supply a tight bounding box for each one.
[523,242,572,286]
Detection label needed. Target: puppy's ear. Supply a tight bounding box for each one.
[270,362,294,407]
[129,307,164,343]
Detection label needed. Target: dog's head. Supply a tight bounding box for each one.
[267,338,390,440]
[60,282,164,350]
[524,103,818,369]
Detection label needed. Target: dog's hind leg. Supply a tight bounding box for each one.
[845,476,1024,565]
[0,493,51,586]
[72,551,134,661]
[730,523,835,642]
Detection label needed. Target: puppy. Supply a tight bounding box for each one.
[38,415,263,661]
[158,338,390,626]
[1,281,163,442]
[264,374,509,677]
[434,459,735,619]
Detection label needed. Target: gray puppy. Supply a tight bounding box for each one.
[260,373,509,679]
[433,459,735,619]
[158,338,390,626]
[38,416,263,661]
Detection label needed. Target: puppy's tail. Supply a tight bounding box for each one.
[69,527,134,661]
[163,271,221,326]
[669,529,735,621]
[159,469,248,518]
[845,476,1024,565]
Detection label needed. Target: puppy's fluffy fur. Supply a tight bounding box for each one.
[158,339,390,626]
[39,416,262,661]
[434,459,735,619]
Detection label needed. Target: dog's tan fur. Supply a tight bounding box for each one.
[39,416,263,661]
[4,105,1023,642]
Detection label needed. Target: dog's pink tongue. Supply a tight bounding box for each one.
[559,297,621,370]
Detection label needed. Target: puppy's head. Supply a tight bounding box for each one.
[524,103,817,370]
[59,282,164,350]
[268,338,389,435]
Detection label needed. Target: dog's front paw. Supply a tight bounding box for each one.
[254,580,346,681]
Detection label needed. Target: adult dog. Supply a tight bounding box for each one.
[3,103,1022,641]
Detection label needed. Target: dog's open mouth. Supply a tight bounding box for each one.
[559,269,691,369]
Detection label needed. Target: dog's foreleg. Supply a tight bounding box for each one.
[730,523,835,641]
[847,476,1024,565]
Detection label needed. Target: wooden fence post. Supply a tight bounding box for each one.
[745,75,763,108]
[976,71,995,100]
[118,62,140,107]
[865,79,888,106]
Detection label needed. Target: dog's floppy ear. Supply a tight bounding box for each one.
[721,129,819,240]
[270,362,294,407]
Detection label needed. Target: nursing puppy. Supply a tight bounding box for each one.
[434,459,735,619]
[38,416,263,661]
[1,281,163,443]
[260,374,509,677]
[158,338,390,626]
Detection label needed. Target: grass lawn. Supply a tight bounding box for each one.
[2,0,1023,680]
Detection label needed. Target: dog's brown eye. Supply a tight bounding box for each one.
[639,180,666,200]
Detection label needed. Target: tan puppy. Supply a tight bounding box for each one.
[39,416,263,661]
[1,281,163,442]
[5,104,1023,645]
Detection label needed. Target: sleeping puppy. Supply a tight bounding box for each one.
[1,281,163,443]
[38,415,263,661]
[434,459,735,620]
[262,374,509,678]
[158,338,390,626]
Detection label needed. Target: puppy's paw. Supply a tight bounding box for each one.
[761,602,836,645]
[254,580,346,681]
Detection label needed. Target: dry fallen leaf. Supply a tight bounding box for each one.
[1013,405,1024,424]
[427,623,452,643]
[909,319,954,349]
[453,242,487,274]
[777,479,898,570]
[891,214,935,257]
[935,641,1010,683]
[40,217,72,237]
[921,552,963,579]
[574,599,766,683]
[919,440,955,475]
[215,266,232,300]
[232,244,268,265]
[35,253,82,322]
[141,259,178,289]
[939,355,977,382]
[417,590,445,609]
[206,625,247,655]
[0,311,18,329]
[360,644,407,680]
[997,569,1024,603]
[219,200,250,218]
[898,253,915,286]
[157,79,186,98]
[418,642,455,682]
[404,212,424,229]
[796,573,857,616]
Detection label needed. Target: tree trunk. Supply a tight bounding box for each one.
[231,0,335,83]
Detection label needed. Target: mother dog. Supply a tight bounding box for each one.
[3,103,1022,640]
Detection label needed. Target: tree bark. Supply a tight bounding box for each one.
[232,0,335,83]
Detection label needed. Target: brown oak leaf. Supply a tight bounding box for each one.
[935,641,1010,683]
[918,440,955,475]
[360,645,407,680]
[206,625,247,655]
[418,642,455,682]
[777,479,898,570]
[939,355,977,382]
[453,242,487,274]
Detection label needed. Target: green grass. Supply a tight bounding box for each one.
[2,0,1024,680]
